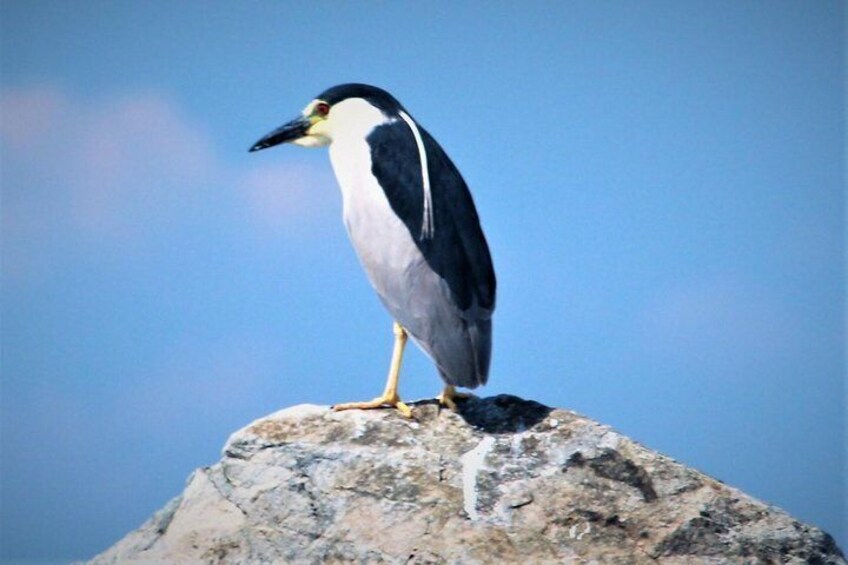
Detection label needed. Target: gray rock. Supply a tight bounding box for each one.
[88,395,845,564]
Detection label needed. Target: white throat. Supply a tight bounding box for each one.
[325,98,435,240]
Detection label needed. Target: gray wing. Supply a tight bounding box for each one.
[368,121,496,387]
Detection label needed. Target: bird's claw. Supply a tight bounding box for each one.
[437,385,470,412]
[333,395,413,418]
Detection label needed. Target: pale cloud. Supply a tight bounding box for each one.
[71,94,219,234]
[1,85,336,282]
[1,86,219,239]
[237,161,337,236]
[0,85,66,151]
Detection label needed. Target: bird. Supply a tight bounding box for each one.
[249,83,495,417]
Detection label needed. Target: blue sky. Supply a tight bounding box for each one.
[1,1,844,561]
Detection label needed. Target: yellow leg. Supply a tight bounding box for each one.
[333,321,413,418]
[436,385,471,411]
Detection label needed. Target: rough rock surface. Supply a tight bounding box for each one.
[89,395,845,564]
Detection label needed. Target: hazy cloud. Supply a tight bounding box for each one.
[1,86,219,238]
[237,161,337,237]
[71,94,219,234]
[0,85,66,151]
[1,86,336,281]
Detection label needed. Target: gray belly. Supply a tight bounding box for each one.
[342,173,447,343]
[349,218,475,384]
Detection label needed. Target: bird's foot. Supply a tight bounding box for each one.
[437,385,471,411]
[333,394,413,418]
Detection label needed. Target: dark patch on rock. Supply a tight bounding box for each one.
[564,450,586,469]
[563,448,657,503]
[455,394,552,433]
[654,515,731,557]
[588,449,658,502]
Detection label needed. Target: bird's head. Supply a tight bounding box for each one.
[249,83,405,152]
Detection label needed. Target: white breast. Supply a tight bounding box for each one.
[329,135,427,319]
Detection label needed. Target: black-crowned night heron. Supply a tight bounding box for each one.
[249,83,495,417]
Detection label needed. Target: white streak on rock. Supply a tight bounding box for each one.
[568,522,591,540]
[461,436,495,521]
[598,430,622,450]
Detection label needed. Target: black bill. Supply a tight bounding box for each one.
[249,116,311,152]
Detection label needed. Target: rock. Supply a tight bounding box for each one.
[88,395,845,564]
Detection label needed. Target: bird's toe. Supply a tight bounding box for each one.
[332,395,414,418]
[437,385,471,412]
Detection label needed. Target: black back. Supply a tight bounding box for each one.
[368,120,496,314]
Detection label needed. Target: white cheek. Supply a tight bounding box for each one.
[293,135,330,148]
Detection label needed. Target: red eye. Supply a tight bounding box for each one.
[315,102,330,117]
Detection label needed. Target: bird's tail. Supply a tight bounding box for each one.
[468,318,491,387]
[437,318,491,389]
